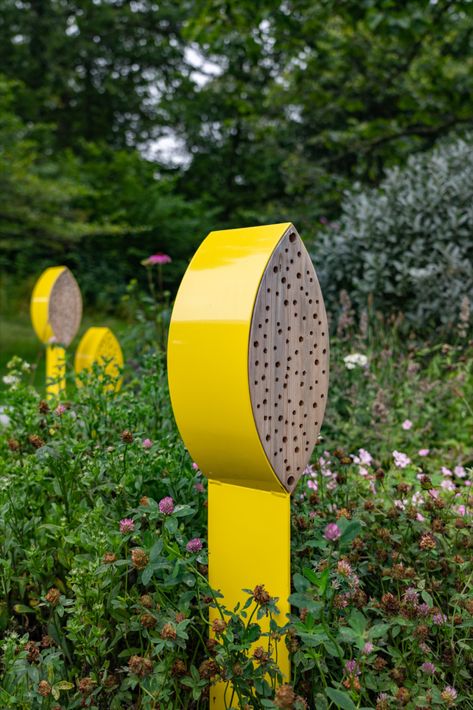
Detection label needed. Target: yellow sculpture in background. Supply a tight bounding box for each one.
[31,267,123,397]
[168,223,329,707]
[30,266,82,397]
[75,327,124,391]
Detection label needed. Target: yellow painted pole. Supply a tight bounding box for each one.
[45,344,66,398]
[30,266,82,399]
[168,223,329,708]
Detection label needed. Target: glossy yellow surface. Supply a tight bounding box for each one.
[168,223,293,493]
[209,481,290,707]
[74,327,124,391]
[45,345,66,398]
[30,266,66,344]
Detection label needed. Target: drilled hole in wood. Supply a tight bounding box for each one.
[287,475,295,486]
[289,233,296,243]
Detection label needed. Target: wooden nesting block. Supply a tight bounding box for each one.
[168,222,329,493]
[31,266,82,346]
[248,229,329,491]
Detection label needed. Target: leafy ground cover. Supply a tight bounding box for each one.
[0,316,472,709]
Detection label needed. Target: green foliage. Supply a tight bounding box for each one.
[0,76,107,272]
[0,316,472,708]
[312,133,473,331]
[2,1,473,307]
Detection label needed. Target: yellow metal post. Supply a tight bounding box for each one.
[168,223,329,708]
[45,344,66,398]
[208,481,291,707]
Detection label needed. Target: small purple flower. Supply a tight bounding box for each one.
[119,518,135,534]
[441,479,456,492]
[344,660,360,676]
[142,438,153,449]
[307,479,318,491]
[418,448,430,457]
[454,465,466,478]
[403,587,419,604]
[54,403,66,416]
[393,450,411,468]
[186,537,203,553]
[421,661,436,675]
[402,419,413,430]
[362,642,374,655]
[417,603,430,617]
[324,523,341,542]
[433,612,447,625]
[192,462,200,471]
[159,496,174,515]
[194,482,205,493]
[441,466,453,477]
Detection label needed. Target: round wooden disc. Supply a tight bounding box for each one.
[48,268,82,346]
[249,227,329,492]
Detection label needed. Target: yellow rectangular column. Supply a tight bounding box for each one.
[208,480,291,708]
[46,344,66,398]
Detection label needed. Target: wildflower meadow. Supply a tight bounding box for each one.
[0,296,471,709]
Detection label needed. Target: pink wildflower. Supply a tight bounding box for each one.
[142,438,153,449]
[143,253,172,265]
[441,479,455,491]
[432,612,447,625]
[421,662,436,675]
[441,466,452,477]
[344,660,360,675]
[54,404,66,416]
[358,448,372,466]
[186,538,203,553]
[120,518,135,534]
[307,479,318,491]
[324,523,341,541]
[454,505,466,516]
[441,686,457,705]
[402,419,412,430]
[393,450,411,468]
[362,642,374,654]
[418,448,430,456]
[159,497,174,515]
[194,482,205,493]
[192,462,200,471]
[454,465,466,478]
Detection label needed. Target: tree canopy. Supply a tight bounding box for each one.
[1,0,472,303]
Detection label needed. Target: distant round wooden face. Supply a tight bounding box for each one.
[31,266,83,346]
[249,228,329,492]
[48,269,82,346]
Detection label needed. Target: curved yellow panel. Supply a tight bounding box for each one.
[30,266,66,344]
[74,327,124,391]
[168,223,293,493]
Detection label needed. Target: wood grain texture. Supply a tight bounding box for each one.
[48,268,82,346]
[249,227,329,492]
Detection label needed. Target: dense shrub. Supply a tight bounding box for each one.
[312,134,473,332]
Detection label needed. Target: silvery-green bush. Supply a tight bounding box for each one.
[312,133,473,331]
